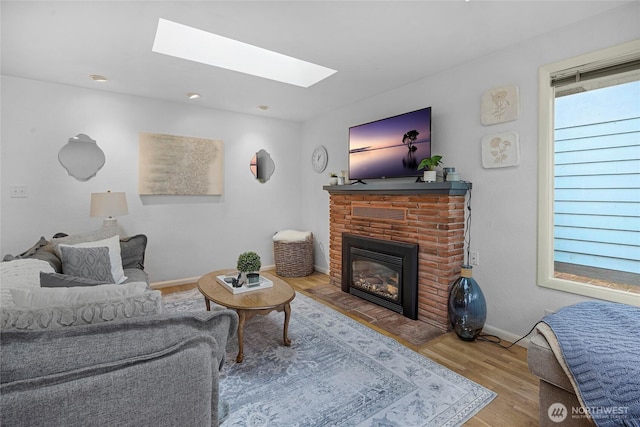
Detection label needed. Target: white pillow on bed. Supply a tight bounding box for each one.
[10,282,147,308]
[58,235,127,284]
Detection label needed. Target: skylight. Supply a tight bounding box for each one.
[152,18,337,88]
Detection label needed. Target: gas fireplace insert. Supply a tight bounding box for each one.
[342,234,418,319]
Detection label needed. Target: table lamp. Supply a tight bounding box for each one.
[90,191,128,234]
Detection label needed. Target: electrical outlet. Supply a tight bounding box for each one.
[469,251,479,266]
[9,185,28,198]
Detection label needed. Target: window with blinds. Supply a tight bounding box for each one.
[538,40,640,304]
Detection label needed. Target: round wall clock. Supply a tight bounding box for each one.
[311,145,328,173]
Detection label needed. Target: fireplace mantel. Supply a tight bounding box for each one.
[323,181,471,196]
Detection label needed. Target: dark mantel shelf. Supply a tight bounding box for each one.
[323,180,472,196]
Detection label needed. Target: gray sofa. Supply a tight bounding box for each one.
[1,231,239,426]
[1,233,159,331]
[1,310,238,427]
[2,233,151,284]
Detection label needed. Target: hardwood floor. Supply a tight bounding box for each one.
[161,270,540,426]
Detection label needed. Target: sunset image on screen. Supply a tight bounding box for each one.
[349,107,431,180]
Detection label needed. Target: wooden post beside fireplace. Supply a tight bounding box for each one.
[324,182,471,331]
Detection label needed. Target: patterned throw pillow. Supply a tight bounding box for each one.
[59,246,115,283]
[58,235,127,283]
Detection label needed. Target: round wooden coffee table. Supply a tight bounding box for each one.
[197,270,296,363]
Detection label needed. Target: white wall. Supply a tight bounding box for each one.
[299,3,640,339]
[1,77,303,283]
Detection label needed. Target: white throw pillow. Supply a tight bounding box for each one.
[59,235,127,284]
[273,230,312,242]
[0,259,55,309]
[10,282,147,308]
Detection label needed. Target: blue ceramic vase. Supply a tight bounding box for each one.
[448,265,487,341]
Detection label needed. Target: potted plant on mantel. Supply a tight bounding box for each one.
[236,251,262,286]
[328,172,339,186]
[417,155,443,183]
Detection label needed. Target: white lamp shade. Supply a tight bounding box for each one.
[90,192,128,218]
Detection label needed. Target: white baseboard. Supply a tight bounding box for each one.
[482,324,531,348]
[150,268,533,347]
[150,277,200,289]
[152,272,533,349]
[150,265,278,290]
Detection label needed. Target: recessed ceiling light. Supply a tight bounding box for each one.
[90,74,109,82]
[152,18,337,88]
[187,92,201,100]
[257,105,269,111]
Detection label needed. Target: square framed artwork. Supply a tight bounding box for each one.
[481,85,519,125]
[481,131,520,168]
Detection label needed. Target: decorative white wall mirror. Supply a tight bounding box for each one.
[58,134,106,181]
[250,149,275,183]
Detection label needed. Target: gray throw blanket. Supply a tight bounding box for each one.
[543,301,640,427]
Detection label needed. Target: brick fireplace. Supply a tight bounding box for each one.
[324,182,471,331]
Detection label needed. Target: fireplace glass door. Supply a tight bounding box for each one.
[350,248,402,305]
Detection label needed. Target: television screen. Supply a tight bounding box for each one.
[348,107,431,181]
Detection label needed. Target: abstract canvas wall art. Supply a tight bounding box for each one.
[139,132,224,195]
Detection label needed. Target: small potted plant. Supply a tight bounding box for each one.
[237,251,262,285]
[328,172,339,185]
[417,155,443,182]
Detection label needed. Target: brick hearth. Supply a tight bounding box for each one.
[324,183,470,331]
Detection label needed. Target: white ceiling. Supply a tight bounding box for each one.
[1,1,630,122]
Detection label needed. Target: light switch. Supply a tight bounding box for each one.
[9,185,28,198]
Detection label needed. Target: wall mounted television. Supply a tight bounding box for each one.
[348,107,431,181]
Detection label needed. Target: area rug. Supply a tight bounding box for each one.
[163,288,496,426]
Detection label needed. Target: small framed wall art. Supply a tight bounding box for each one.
[481,131,520,168]
[481,85,519,125]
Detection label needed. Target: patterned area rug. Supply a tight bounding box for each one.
[163,288,496,426]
